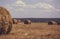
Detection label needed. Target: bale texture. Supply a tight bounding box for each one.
[0,7,12,34]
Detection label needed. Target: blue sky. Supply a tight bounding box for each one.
[0,0,60,18]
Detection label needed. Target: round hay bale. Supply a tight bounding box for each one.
[24,19,31,24]
[27,20,31,24]
[0,7,12,34]
[48,21,57,25]
[17,20,21,23]
[12,19,18,24]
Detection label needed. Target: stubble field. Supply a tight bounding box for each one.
[0,22,60,39]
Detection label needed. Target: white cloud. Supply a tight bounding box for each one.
[5,0,60,12]
[35,2,55,10]
[5,0,36,11]
[5,0,26,11]
[26,5,36,8]
[15,0,26,7]
[14,0,36,8]
[6,0,55,10]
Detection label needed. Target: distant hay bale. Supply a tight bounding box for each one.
[48,21,57,25]
[24,19,31,24]
[12,19,18,24]
[17,20,21,23]
[27,20,31,24]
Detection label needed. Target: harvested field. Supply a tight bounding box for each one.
[0,22,60,39]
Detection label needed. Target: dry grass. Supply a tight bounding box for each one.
[0,22,60,39]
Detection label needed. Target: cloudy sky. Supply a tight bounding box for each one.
[0,0,60,18]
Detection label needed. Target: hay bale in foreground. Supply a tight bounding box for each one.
[24,19,31,24]
[0,7,12,34]
[48,21,57,25]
